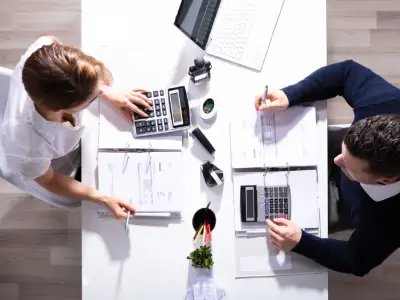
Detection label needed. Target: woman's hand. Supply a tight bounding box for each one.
[104,195,136,220]
[101,86,153,123]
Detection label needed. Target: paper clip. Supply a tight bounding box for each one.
[108,163,114,195]
[263,163,268,190]
[123,142,130,174]
[285,162,290,187]
[146,142,152,173]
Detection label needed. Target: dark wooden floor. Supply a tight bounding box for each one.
[0,0,399,299]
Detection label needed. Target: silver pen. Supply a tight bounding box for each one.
[125,198,133,232]
[261,85,268,105]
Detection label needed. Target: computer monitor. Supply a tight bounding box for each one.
[174,0,221,50]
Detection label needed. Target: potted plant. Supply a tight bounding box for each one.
[187,245,214,270]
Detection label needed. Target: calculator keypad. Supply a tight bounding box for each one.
[133,89,170,135]
[261,186,290,220]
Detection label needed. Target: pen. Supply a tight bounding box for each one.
[125,198,133,232]
[261,85,269,105]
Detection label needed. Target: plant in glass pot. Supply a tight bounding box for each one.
[187,245,214,270]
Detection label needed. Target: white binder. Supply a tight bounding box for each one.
[97,151,183,215]
[230,106,317,169]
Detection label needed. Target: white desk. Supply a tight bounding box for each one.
[81,0,328,299]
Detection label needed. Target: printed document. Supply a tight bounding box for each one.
[230,106,317,168]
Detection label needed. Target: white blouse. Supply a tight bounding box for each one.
[0,37,85,208]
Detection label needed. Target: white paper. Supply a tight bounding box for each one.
[240,252,291,272]
[98,100,183,150]
[98,152,183,212]
[230,106,317,168]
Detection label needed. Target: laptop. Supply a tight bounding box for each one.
[174,0,285,71]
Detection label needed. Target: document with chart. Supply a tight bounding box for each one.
[230,106,318,169]
[97,151,183,213]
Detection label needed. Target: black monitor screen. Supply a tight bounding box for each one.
[174,0,221,50]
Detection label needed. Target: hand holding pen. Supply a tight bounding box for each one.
[254,85,289,111]
[102,195,136,220]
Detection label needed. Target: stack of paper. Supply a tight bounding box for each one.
[97,151,183,213]
[230,106,317,168]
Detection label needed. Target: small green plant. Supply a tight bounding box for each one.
[187,245,214,270]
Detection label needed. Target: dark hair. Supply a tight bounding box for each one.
[22,42,112,111]
[344,115,400,177]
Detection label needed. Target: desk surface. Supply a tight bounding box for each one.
[81,0,328,299]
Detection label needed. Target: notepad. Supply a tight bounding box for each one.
[230,106,317,169]
[98,151,183,213]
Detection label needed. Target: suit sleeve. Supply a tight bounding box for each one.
[292,208,398,276]
[282,60,398,109]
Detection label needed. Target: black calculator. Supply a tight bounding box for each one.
[132,86,191,137]
[240,185,291,223]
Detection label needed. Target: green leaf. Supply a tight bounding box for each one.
[187,246,214,269]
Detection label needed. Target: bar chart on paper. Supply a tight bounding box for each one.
[97,151,183,213]
[229,106,318,169]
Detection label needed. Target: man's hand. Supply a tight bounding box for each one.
[104,195,136,220]
[254,89,289,111]
[266,218,302,251]
[101,86,153,123]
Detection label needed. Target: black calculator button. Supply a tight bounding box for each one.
[274,193,278,197]
[156,111,161,117]
[165,124,169,130]
[279,204,283,208]
[135,121,145,128]
[157,119,162,125]
[160,90,164,96]
[137,127,146,134]
[146,126,151,132]
[279,187,282,191]
[153,91,159,97]
[158,124,163,131]
[154,99,160,105]
[284,198,288,202]
[279,199,283,203]
[284,187,287,191]
[164,118,168,124]
[145,121,151,126]
[274,204,278,208]
[162,104,166,110]
[162,110,167,116]
[284,209,288,214]
[279,209,283,213]
[146,92,152,98]
[151,125,156,132]
[149,112,154,118]
[155,104,160,110]
[284,203,288,208]
[274,187,278,192]
[150,120,155,126]
[270,204,273,209]
[274,209,278,213]
[161,98,165,104]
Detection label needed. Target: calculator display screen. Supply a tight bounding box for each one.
[246,188,254,219]
[169,90,184,126]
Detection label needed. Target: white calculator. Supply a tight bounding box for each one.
[132,86,191,137]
